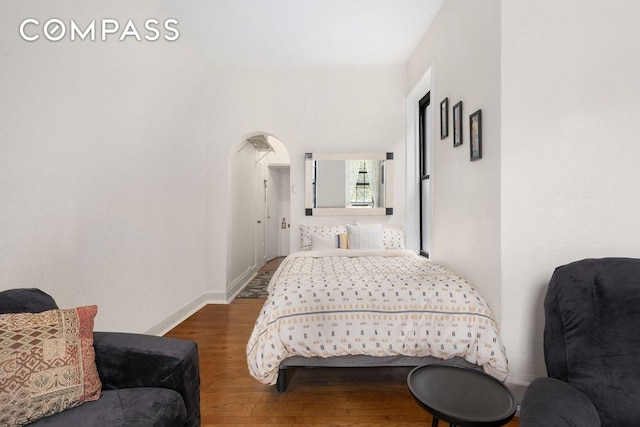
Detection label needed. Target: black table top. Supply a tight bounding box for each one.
[407,364,517,427]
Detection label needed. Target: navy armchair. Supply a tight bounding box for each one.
[0,288,200,426]
[520,258,640,427]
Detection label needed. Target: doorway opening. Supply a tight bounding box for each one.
[227,133,290,297]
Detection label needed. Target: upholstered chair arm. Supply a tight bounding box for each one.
[93,332,201,427]
[520,377,600,427]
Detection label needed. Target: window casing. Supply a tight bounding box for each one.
[418,92,431,258]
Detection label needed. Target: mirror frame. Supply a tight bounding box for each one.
[304,152,394,216]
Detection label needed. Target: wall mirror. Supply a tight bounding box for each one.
[304,152,393,216]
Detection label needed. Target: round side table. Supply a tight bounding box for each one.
[407,364,517,427]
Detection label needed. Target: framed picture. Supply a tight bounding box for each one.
[440,98,448,139]
[470,109,482,161]
[452,101,462,147]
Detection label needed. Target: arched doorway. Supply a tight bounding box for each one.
[226,133,290,296]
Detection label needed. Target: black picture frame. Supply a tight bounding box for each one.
[452,101,462,147]
[440,98,448,139]
[470,109,482,161]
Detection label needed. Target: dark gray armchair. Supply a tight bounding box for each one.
[520,258,640,427]
[0,288,201,426]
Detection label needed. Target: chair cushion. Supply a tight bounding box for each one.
[520,377,600,427]
[0,288,58,314]
[24,388,187,426]
[544,257,640,426]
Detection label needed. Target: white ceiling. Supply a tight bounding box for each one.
[156,0,444,66]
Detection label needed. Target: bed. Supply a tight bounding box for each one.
[246,225,509,392]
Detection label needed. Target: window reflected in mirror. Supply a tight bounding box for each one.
[305,152,393,216]
[312,160,385,208]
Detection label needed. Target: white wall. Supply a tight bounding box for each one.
[408,0,640,386]
[206,66,408,298]
[1,3,407,330]
[0,1,208,333]
[226,141,261,296]
[406,0,503,322]
[501,0,640,384]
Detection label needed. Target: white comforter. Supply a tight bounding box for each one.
[246,249,508,385]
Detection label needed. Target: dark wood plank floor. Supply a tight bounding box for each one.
[262,256,285,271]
[164,299,520,426]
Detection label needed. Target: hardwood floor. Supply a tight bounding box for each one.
[262,256,286,271]
[164,299,520,426]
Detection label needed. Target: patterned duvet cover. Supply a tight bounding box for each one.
[246,249,508,385]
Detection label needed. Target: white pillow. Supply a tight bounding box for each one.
[310,233,336,250]
[347,224,384,250]
[382,227,405,250]
[300,225,348,250]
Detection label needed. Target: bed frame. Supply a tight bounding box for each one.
[276,354,480,392]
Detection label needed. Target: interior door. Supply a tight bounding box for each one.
[280,171,290,257]
[266,167,281,261]
[255,166,267,268]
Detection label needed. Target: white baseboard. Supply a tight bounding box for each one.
[228,272,258,301]
[145,268,262,336]
[146,291,227,336]
[227,266,258,301]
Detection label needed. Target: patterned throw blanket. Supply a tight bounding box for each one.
[246,249,508,385]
